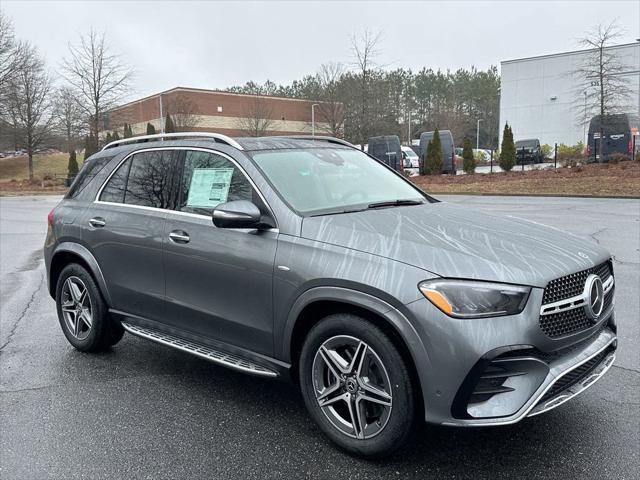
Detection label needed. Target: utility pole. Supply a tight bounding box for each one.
[311,104,319,137]
[476,119,483,151]
[159,93,164,134]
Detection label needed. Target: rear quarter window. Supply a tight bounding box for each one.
[66,155,116,199]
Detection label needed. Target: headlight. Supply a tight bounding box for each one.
[418,279,531,319]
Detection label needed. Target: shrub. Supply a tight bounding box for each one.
[67,150,79,177]
[607,153,628,164]
[146,123,156,135]
[540,144,552,158]
[499,123,515,172]
[462,137,476,174]
[425,128,443,174]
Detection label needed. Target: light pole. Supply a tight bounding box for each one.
[311,104,319,137]
[583,90,588,143]
[159,93,164,134]
[476,119,483,150]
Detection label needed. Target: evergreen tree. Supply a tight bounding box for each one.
[426,128,443,174]
[499,123,516,172]
[113,131,120,141]
[462,137,475,174]
[146,122,156,135]
[164,113,175,133]
[123,123,132,138]
[67,149,79,177]
[105,132,113,145]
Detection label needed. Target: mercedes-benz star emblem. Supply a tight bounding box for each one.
[584,274,604,320]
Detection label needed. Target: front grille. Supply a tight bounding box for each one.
[538,347,612,404]
[539,261,613,338]
[542,261,612,305]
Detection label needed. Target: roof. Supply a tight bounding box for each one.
[501,42,639,65]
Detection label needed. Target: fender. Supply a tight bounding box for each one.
[50,242,112,306]
[281,286,432,405]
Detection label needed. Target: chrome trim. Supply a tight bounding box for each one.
[528,352,615,417]
[540,274,614,316]
[271,135,356,148]
[121,322,278,377]
[101,132,244,151]
[93,146,278,229]
[441,332,617,427]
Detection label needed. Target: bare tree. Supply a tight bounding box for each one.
[351,29,382,147]
[165,93,200,132]
[574,21,634,160]
[62,29,133,150]
[53,86,85,152]
[236,92,275,137]
[0,11,21,94]
[314,62,345,137]
[4,43,54,180]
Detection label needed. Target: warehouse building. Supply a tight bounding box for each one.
[101,87,333,138]
[500,42,640,147]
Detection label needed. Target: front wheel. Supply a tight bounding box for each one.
[299,314,417,457]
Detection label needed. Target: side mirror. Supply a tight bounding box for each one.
[212,200,262,229]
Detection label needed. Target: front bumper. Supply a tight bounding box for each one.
[404,287,617,426]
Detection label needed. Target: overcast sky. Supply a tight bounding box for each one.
[3,0,639,101]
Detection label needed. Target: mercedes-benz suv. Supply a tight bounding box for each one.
[44,133,617,457]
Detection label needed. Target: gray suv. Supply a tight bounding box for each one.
[44,133,617,457]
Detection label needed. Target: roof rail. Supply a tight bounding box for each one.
[101,132,244,151]
[273,135,356,148]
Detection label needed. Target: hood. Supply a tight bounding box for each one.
[301,202,609,288]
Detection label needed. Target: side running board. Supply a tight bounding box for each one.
[121,322,278,378]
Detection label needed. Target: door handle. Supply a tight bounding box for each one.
[169,230,190,243]
[89,217,106,228]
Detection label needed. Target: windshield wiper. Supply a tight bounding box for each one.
[367,199,425,209]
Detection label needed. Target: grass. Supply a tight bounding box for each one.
[412,161,640,197]
[0,152,85,182]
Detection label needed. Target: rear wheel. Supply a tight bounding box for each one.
[299,314,416,457]
[55,263,123,352]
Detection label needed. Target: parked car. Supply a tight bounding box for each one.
[419,130,457,174]
[587,114,639,162]
[45,133,617,457]
[401,146,419,175]
[367,135,403,172]
[515,139,544,164]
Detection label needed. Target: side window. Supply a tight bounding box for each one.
[177,150,254,216]
[124,150,178,209]
[99,157,131,203]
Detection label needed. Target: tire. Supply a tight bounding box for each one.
[299,314,417,457]
[55,263,123,352]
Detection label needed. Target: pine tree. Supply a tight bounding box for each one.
[123,123,132,138]
[112,131,120,141]
[146,123,156,135]
[462,137,476,174]
[499,123,516,172]
[164,113,175,133]
[67,149,79,177]
[426,128,443,174]
[105,132,113,145]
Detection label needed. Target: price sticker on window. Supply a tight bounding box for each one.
[186,168,234,208]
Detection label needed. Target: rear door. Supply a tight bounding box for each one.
[161,149,278,356]
[83,149,178,320]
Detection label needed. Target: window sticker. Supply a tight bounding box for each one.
[186,168,234,208]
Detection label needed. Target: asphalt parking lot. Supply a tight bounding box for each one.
[1,194,639,479]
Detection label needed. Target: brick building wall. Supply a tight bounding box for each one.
[102,87,334,137]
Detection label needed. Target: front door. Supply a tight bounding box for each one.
[162,149,278,356]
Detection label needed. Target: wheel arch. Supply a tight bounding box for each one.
[49,242,112,306]
[283,287,430,411]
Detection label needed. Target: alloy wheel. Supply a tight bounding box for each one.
[61,276,93,341]
[311,335,393,439]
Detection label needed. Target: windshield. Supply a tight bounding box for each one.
[403,149,418,158]
[251,147,427,215]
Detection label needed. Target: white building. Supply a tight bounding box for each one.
[500,42,640,147]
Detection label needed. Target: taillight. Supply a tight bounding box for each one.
[47,208,55,228]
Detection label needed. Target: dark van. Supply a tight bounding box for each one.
[419,130,456,174]
[515,139,543,164]
[587,114,639,162]
[367,135,403,172]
